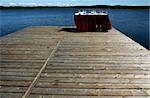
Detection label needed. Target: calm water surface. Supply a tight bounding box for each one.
[0,8,149,49]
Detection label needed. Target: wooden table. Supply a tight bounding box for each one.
[74,14,111,32]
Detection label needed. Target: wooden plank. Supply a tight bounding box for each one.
[39,78,150,84]
[40,73,150,79]
[29,95,123,98]
[0,87,27,93]
[0,80,31,86]
[0,68,41,72]
[0,76,35,81]
[0,93,23,98]
[1,50,52,55]
[0,72,36,76]
[29,95,150,98]
[30,88,149,96]
[1,81,150,89]
[1,59,45,63]
[43,69,149,74]
[45,65,150,70]
[35,82,150,89]
[54,52,149,57]
[46,63,150,67]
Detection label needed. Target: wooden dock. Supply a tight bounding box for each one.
[0,26,150,98]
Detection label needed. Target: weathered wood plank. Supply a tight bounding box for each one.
[46,63,150,67]
[0,93,23,98]
[29,95,150,98]
[0,72,37,76]
[0,76,35,81]
[29,95,123,98]
[40,73,150,79]
[35,82,150,89]
[0,87,27,93]
[0,80,31,86]
[43,69,149,74]
[0,68,40,72]
[1,81,150,89]
[39,78,150,84]
[31,88,149,96]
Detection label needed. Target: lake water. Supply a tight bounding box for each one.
[0,8,149,49]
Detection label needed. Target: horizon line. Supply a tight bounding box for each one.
[1,4,150,7]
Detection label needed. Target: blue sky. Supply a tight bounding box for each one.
[0,0,149,6]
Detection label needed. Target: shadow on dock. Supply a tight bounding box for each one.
[60,27,108,33]
[60,28,78,32]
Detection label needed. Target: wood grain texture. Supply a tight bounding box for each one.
[0,26,149,98]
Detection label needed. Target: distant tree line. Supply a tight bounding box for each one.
[0,5,149,9]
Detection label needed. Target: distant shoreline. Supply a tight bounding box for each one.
[0,5,150,9]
